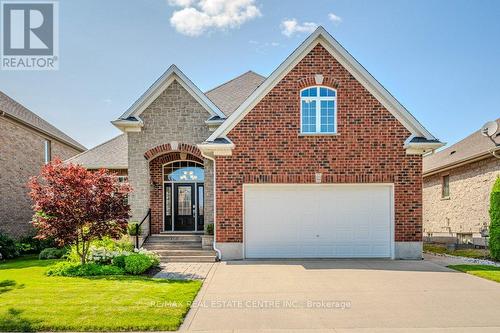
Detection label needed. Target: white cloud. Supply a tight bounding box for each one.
[280,19,318,37]
[168,0,261,37]
[328,12,342,25]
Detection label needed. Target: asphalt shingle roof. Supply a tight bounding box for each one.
[0,91,86,151]
[205,71,266,116]
[66,134,127,169]
[423,118,500,174]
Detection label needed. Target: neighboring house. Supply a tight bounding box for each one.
[69,27,442,260]
[0,91,86,237]
[423,119,500,245]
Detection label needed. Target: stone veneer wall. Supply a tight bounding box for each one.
[423,156,500,240]
[0,116,81,237]
[127,80,214,233]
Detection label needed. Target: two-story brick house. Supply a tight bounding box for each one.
[0,92,86,237]
[69,27,442,260]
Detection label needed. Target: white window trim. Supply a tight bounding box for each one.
[300,86,337,134]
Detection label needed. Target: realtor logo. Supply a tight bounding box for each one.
[1,1,59,70]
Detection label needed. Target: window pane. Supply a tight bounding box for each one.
[320,87,335,97]
[198,186,204,216]
[301,100,316,133]
[320,100,335,133]
[442,175,450,198]
[165,185,172,216]
[164,162,204,181]
[177,186,192,216]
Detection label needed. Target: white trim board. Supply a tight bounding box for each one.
[207,26,437,142]
[118,65,225,121]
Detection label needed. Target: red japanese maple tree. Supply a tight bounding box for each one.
[29,159,131,263]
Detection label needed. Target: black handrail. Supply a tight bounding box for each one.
[135,208,151,249]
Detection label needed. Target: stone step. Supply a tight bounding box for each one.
[143,243,202,250]
[153,249,216,256]
[147,235,201,243]
[159,255,217,263]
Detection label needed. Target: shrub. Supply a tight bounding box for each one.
[46,261,124,277]
[205,223,214,236]
[128,222,141,236]
[124,254,153,275]
[16,235,56,255]
[66,237,134,263]
[0,232,19,259]
[39,247,66,259]
[489,177,500,260]
[112,255,127,268]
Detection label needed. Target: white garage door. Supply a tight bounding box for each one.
[244,184,393,258]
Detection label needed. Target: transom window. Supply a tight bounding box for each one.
[163,161,204,182]
[300,86,337,134]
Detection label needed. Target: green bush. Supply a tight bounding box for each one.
[0,232,18,259]
[112,255,127,268]
[124,254,152,275]
[489,177,500,260]
[205,223,214,236]
[15,235,56,255]
[39,247,66,260]
[46,262,124,277]
[128,222,141,236]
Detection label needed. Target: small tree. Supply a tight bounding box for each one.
[29,159,131,264]
[489,177,500,260]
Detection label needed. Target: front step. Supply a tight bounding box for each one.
[142,233,217,263]
[159,256,217,263]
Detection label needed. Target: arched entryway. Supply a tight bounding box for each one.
[146,143,207,234]
[163,160,205,232]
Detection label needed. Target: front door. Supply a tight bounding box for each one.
[173,183,196,231]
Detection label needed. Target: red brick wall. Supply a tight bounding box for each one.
[215,44,422,243]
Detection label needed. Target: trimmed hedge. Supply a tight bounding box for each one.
[39,247,66,260]
[46,262,124,277]
[124,254,152,275]
[490,177,500,260]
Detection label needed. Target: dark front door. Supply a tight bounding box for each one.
[173,183,195,231]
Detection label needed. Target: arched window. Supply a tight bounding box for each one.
[163,161,204,182]
[300,86,337,134]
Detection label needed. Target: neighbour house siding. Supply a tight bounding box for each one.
[215,44,422,244]
[423,156,500,241]
[0,116,81,237]
[127,80,214,234]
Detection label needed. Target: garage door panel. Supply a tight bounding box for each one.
[244,184,392,258]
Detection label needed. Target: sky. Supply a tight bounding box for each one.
[1,0,499,149]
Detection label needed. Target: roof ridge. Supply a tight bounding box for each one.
[66,134,124,162]
[0,91,86,151]
[205,70,265,94]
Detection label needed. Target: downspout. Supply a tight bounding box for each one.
[200,151,222,260]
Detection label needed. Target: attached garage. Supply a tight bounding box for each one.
[244,184,394,259]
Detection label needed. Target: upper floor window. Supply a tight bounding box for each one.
[300,86,337,134]
[44,140,51,164]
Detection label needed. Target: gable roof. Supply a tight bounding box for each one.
[66,134,127,169]
[0,91,86,151]
[206,26,438,143]
[205,71,266,116]
[116,65,225,123]
[423,118,500,175]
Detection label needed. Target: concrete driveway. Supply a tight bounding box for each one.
[182,259,500,332]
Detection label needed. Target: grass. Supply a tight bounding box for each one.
[0,256,202,331]
[424,243,491,260]
[448,264,500,283]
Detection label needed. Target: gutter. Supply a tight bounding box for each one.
[198,150,222,260]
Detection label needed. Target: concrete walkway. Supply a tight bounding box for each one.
[181,259,500,332]
[154,262,214,280]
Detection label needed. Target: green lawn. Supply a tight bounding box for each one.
[448,264,500,283]
[424,244,491,260]
[0,256,202,331]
